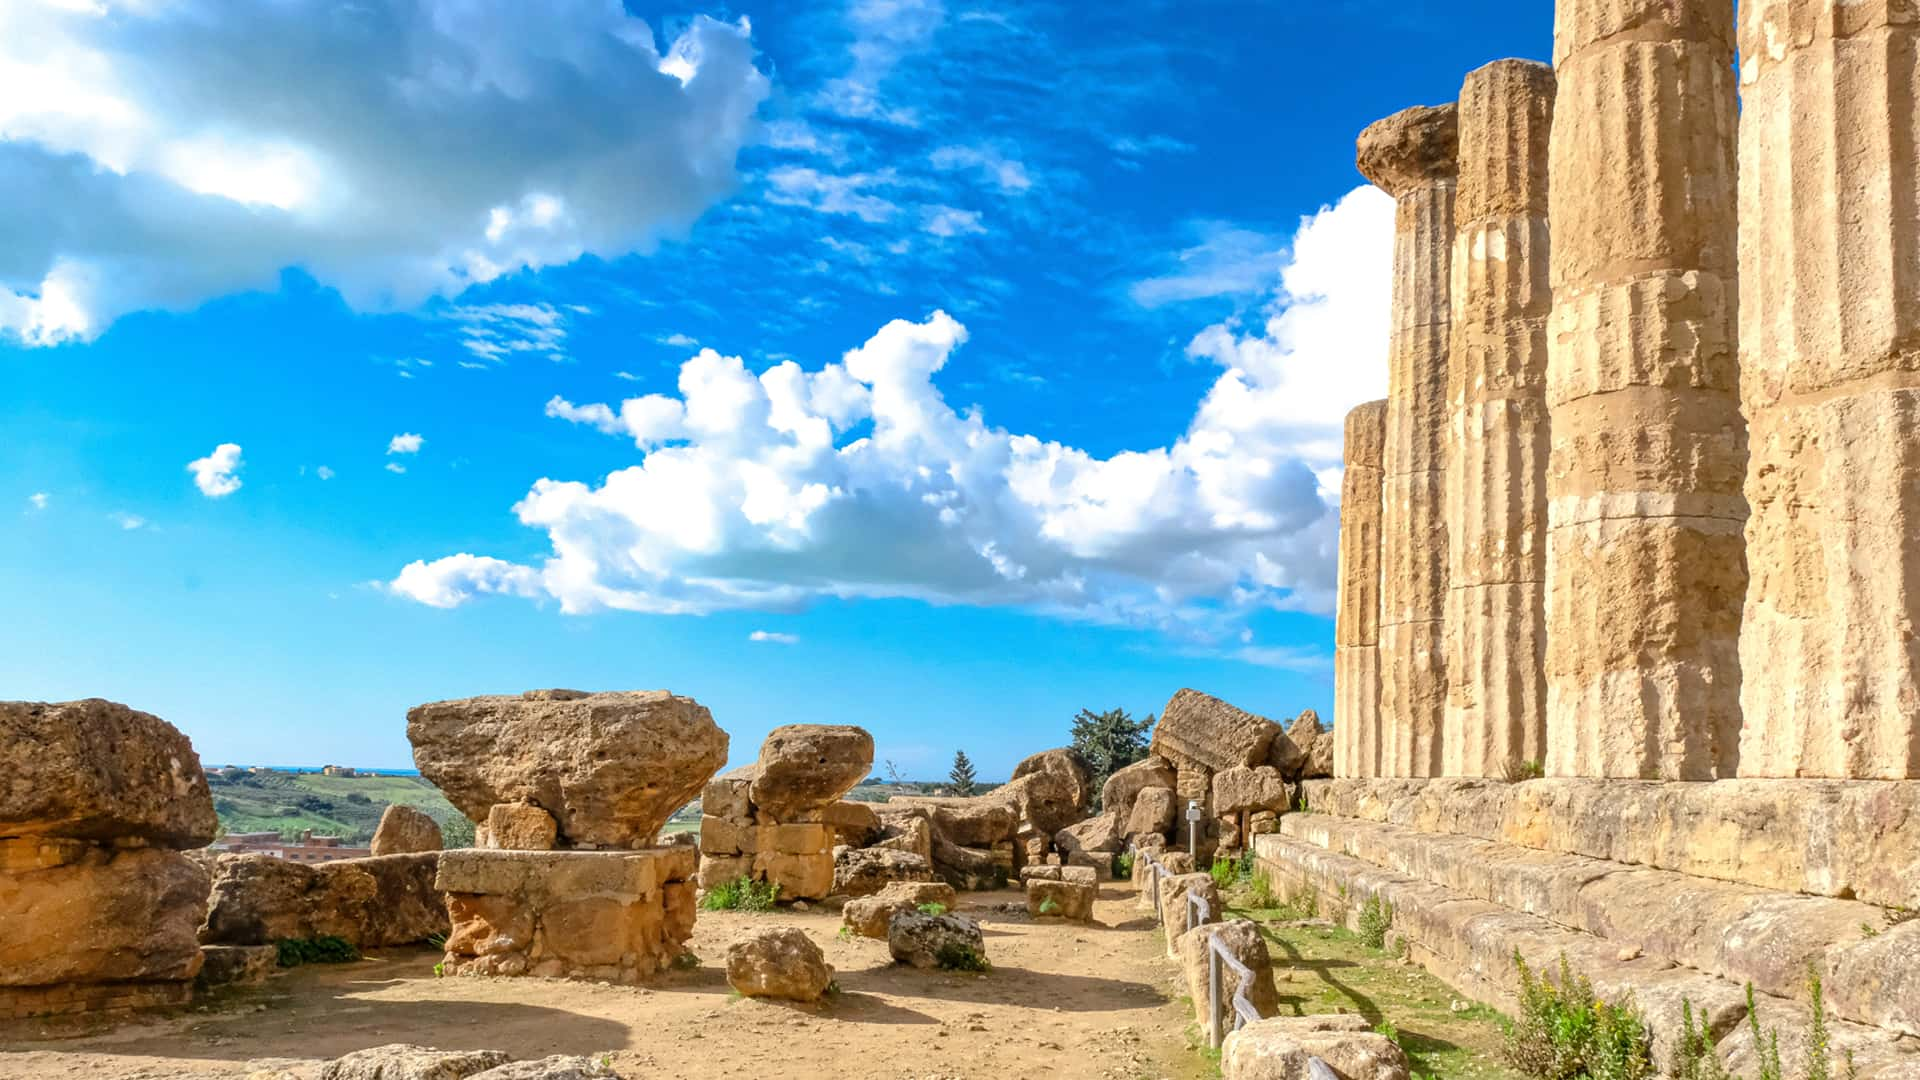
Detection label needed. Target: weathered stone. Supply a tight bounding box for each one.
[832,847,934,898]
[371,804,444,856]
[1,843,207,987]
[699,814,756,857]
[1054,814,1119,860]
[469,1057,620,1080]
[1248,811,1279,836]
[697,854,753,891]
[749,725,874,821]
[751,849,835,901]
[318,1044,512,1080]
[1442,60,1554,781]
[1126,786,1177,837]
[872,809,933,864]
[1011,747,1095,811]
[1282,712,1330,780]
[408,690,728,848]
[1177,918,1280,1024]
[995,766,1085,836]
[201,852,446,949]
[1151,690,1285,773]
[887,910,986,970]
[1335,400,1388,780]
[1736,0,1920,780]
[930,834,1002,891]
[1101,755,1177,824]
[841,880,956,939]
[1022,864,1097,887]
[196,943,277,989]
[1361,102,1458,780]
[1218,814,1244,852]
[701,769,755,821]
[1545,0,1745,780]
[725,927,833,1002]
[486,803,558,851]
[1214,767,1290,816]
[1026,878,1094,921]
[0,698,216,847]
[1158,872,1221,956]
[822,800,881,847]
[1223,1014,1410,1080]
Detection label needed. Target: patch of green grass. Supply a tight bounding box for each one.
[274,935,359,968]
[935,943,990,972]
[699,875,780,912]
[917,902,948,916]
[1039,896,1061,916]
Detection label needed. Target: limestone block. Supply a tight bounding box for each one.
[1213,767,1289,816]
[725,927,833,1002]
[821,799,881,847]
[196,944,276,989]
[1126,786,1177,837]
[486,803,558,851]
[1149,689,1284,773]
[1025,878,1094,921]
[699,814,755,857]
[0,698,217,847]
[752,849,835,901]
[831,847,933,898]
[0,843,207,988]
[201,851,446,949]
[749,725,874,821]
[369,804,443,856]
[1176,918,1280,1026]
[1010,747,1094,812]
[1223,1014,1410,1080]
[697,854,752,891]
[887,910,986,970]
[1157,872,1221,956]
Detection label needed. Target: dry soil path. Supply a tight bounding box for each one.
[0,884,1208,1080]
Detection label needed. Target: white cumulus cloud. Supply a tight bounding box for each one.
[187,443,244,498]
[0,1,770,344]
[387,433,425,456]
[390,185,1394,653]
[26,492,48,511]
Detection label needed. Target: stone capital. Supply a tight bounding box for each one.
[1356,103,1459,197]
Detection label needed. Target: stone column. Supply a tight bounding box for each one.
[1443,60,1555,779]
[1334,399,1388,779]
[1545,0,1746,780]
[1736,1,1920,779]
[1358,104,1458,779]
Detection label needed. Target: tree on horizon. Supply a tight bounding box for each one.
[948,749,978,796]
[1070,707,1155,808]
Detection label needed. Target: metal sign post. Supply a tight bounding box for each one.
[1186,799,1202,856]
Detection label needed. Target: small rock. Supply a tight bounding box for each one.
[725,927,834,1002]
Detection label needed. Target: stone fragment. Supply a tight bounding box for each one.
[1010,748,1094,811]
[1158,872,1221,956]
[1735,0,1920,780]
[1151,690,1285,773]
[469,1057,620,1080]
[195,944,277,989]
[920,799,1019,847]
[0,698,217,847]
[930,835,1003,891]
[749,725,874,821]
[371,804,444,856]
[701,769,755,821]
[1026,879,1094,921]
[200,852,446,949]
[1101,755,1178,825]
[1359,101,1458,779]
[1545,0,1745,780]
[1283,711,1331,780]
[1127,786,1177,837]
[0,844,208,988]
[1335,400,1388,779]
[725,927,833,1002]
[887,910,987,970]
[872,810,933,864]
[318,1045,512,1080]
[751,849,835,901]
[1177,918,1280,1024]
[697,854,753,891]
[822,800,881,847]
[485,803,558,851]
[1214,767,1290,816]
[408,690,728,848]
[841,880,957,939]
[1054,814,1119,860]
[1222,1014,1411,1080]
[832,847,934,898]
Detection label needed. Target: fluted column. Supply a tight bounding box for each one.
[1737,1,1920,779]
[1545,0,1746,780]
[1358,105,1458,779]
[1335,399,1388,779]
[1445,60,1555,779]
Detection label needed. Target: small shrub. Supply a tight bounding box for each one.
[1114,852,1134,880]
[1039,896,1061,916]
[935,943,990,972]
[671,951,700,970]
[1376,1019,1403,1047]
[1503,758,1547,783]
[432,961,446,978]
[917,902,948,916]
[1245,873,1277,910]
[275,935,359,968]
[1210,857,1239,891]
[1358,894,1394,950]
[425,931,448,951]
[699,874,780,913]
[1668,997,1730,1080]
[1502,952,1652,1080]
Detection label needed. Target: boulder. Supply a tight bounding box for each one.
[1176,918,1280,1023]
[749,725,874,821]
[930,835,1003,891]
[1218,814,1244,851]
[1248,810,1279,836]
[470,1057,620,1079]
[1159,872,1220,955]
[1054,814,1120,860]
[318,1044,513,1080]
[887,910,987,970]
[1101,755,1177,825]
[701,768,755,820]
[1010,748,1094,811]
[1222,1014,1410,1080]
[873,808,933,863]
[1026,879,1095,921]
[1285,710,1331,780]
[1214,767,1290,815]
[1021,864,1097,886]
[1127,786,1177,837]
[1151,689,1285,773]
[842,881,956,939]
[371,804,444,856]
[833,847,935,897]
[200,852,446,949]
[485,803,558,851]
[996,767,1084,835]
[822,800,882,847]
[0,698,217,847]
[1,843,208,987]
[923,799,1019,847]
[196,943,277,989]
[407,690,728,849]
[725,927,834,1002]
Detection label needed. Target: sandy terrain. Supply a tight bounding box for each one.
[0,885,1208,1080]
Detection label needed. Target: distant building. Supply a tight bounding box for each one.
[214,828,369,864]
[320,764,357,777]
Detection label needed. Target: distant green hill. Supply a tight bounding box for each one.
[208,770,472,845]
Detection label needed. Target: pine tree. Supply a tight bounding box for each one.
[948,750,978,796]
[1069,707,1155,806]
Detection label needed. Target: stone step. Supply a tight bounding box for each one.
[1297,778,1920,910]
[1252,832,1920,1080]
[1277,813,1919,1037]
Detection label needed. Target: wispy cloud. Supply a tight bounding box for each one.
[26,492,48,512]
[110,511,147,531]
[1130,222,1284,309]
[749,630,800,645]
[443,303,571,363]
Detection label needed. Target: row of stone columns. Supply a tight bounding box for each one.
[1333,0,1920,781]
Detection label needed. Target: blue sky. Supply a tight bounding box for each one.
[0,0,1551,778]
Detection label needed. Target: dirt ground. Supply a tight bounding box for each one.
[0,885,1211,1080]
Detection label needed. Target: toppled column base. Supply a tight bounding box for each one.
[436,848,697,983]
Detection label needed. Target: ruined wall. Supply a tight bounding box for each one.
[1543,0,1746,779]
[1443,60,1554,778]
[1359,104,1458,779]
[1334,399,1388,779]
[1735,0,1920,779]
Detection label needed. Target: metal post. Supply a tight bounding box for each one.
[1208,941,1224,1049]
[1187,798,1200,858]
